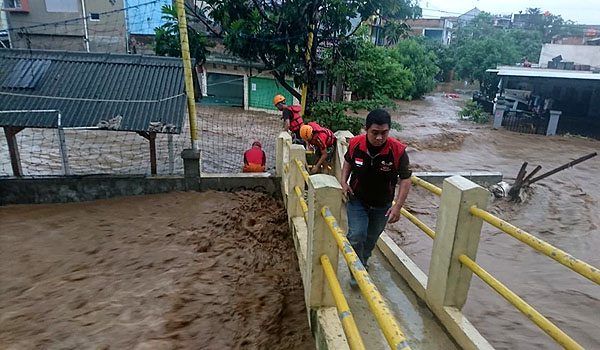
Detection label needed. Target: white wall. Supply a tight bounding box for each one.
[539,44,600,68]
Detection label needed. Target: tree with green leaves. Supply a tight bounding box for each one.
[201,0,421,102]
[153,5,215,65]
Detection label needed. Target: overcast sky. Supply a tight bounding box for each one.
[420,0,600,25]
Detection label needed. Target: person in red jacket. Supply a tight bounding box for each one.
[243,141,266,173]
[341,109,411,288]
[300,122,336,174]
[273,94,304,144]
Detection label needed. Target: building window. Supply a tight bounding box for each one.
[90,13,100,21]
[2,0,29,12]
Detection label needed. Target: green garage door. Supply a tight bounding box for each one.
[203,73,244,106]
[248,77,295,110]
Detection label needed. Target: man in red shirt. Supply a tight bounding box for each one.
[243,141,266,173]
[341,109,411,287]
[273,94,304,144]
[299,122,336,174]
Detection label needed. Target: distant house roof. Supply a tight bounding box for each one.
[488,66,600,81]
[0,49,194,133]
[458,8,481,23]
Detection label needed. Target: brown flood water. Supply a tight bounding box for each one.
[0,191,314,350]
[386,93,600,350]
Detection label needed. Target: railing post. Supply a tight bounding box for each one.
[276,132,291,176]
[333,130,353,183]
[426,175,489,311]
[493,98,506,129]
[307,174,342,308]
[288,145,306,222]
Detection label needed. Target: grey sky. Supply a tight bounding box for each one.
[420,0,600,25]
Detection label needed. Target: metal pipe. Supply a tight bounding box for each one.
[411,176,442,196]
[320,254,366,350]
[175,0,199,151]
[470,205,600,285]
[294,186,308,222]
[321,206,412,350]
[294,158,310,185]
[284,163,289,174]
[286,139,292,147]
[458,254,584,350]
[80,0,90,52]
[400,208,435,239]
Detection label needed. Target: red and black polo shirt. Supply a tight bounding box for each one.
[344,134,411,207]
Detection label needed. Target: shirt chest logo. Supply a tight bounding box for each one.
[380,160,393,171]
[355,158,363,167]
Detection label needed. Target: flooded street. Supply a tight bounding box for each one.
[387,94,600,350]
[0,191,314,349]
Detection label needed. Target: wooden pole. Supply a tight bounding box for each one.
[3,126,24,177]
[138,131,157,175]
[528,153,597,185]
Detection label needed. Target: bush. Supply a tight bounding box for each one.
[458,101,488,124]
[307,99,401,135]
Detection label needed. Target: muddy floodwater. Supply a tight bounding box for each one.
[0,191,314,350]
[386,94,600,350]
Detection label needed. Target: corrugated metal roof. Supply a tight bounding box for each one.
[0,49,193,133]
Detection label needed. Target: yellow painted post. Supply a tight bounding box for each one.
[322,207,412,350]
[320,254,366,350]
[300,25,315,116]
[459,254,584,350]
[306,174,342,308]
[470,206,600,285]
[175,0,199,151]
[288,145,307,223]
[427,176,489,311]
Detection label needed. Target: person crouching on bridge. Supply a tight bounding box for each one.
[341,109,411,288]
[300,122,336,174]
[273,94,305,144]
[243,141,266,173]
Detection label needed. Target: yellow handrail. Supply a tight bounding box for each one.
[458,254,584,350]
[410,176,442,196]
[470,206,600,285]
[294,158,310,185]
[286,139,292,147]
[284,162,289,174]
[320,255,366,350]
[294,186,309,222]
[400,208,435,239]
[321,206,412,350]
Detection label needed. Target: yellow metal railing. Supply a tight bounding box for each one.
[322,206,412,350]
[295,158,310,185]
[400,208,435,239]
[320,254,366,350]
[294,185,309,222]
[470,205,600,285]
[410,176,442,196]
[458,254,584,350]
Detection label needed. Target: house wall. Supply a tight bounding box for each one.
[5,0,126,52]
[539,44,600,68]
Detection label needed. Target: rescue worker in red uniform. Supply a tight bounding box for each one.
[273,94,304,144]
[300,122,336,174]
[243,141,266,173]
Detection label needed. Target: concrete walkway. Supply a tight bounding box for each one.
[337,248,460,350]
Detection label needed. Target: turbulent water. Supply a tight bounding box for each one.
[386,93,600,350]
[0,191,314,349]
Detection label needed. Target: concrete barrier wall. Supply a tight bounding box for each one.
[0,173,281,205]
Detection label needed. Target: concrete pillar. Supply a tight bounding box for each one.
[426,175,489,311]
[306,174,342,308]
[288,145,307,223]
[493,99,506,129]
[546,110,562,136]
[181,149,201,191]
[276,132,291,177]
[333,130,353,183]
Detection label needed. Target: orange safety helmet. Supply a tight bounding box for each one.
[273,94,286,107]
[299,124,313,142]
